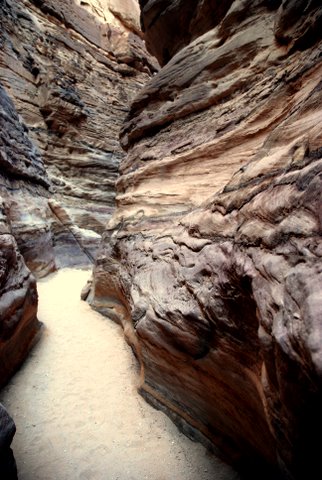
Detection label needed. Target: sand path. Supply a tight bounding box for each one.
[0,269,239,480]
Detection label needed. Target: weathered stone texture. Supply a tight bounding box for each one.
[0,0,157,270]
[139,0,235,65]
[90,1,322,477]
[0,83,55,278]
[0,85,43,386]
[0,224,40,389]
[0,0,155,392]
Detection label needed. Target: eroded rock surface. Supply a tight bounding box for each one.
[0,0,156,392]
[0,83,55,277]
[89,1,322,477]
[0,85,43,386]
[0,0,157,270]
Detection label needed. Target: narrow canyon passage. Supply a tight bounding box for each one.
[0,269,239,480]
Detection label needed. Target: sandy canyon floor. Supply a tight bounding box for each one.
[0,269,239,480]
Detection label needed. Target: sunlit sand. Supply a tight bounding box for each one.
[0,269,238,480]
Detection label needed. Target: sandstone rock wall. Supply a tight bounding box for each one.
[0,0,155,388]
[0,85,42,387]
[89,1,322,477]
[0,0,156,272]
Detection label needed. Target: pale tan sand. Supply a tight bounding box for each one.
[0,269,240,480]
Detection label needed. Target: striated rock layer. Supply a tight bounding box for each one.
[0,0,157,272]
[89,1,322,478]
[0,0,155,389]
[0,85,42,387]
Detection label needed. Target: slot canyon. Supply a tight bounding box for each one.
[0,0,321,479]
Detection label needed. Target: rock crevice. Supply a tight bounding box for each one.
[0,0,157,274]
[0,0,156,397]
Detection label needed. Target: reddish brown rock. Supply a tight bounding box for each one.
[139,0,234,65]
[0,85,43,386]
[0,0,157,272]
[0,0,158,397]
[90,1,322,477]
[0,226,41,388]
[0,83,55,277]
[0,0,157,396]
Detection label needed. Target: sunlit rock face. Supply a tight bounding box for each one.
[89,0,322,477]
[0,0,157,271]
[0,85,42,387]
[0,0,156,388]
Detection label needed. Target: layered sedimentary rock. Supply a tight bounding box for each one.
[89,1,322,477]
[0,85,42,386]
[0,0,156,271]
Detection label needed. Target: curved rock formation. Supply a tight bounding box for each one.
[0,85,42,386]
[0,83,55,277]
[0,0,156,388]
[0,0,156,455]
[0,0,157,272]
[89,1,322,477]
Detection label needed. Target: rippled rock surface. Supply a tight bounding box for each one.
[0,86,42,386]
[0,0,156,387]
[89,1,322,477]
[0,0,156,271]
